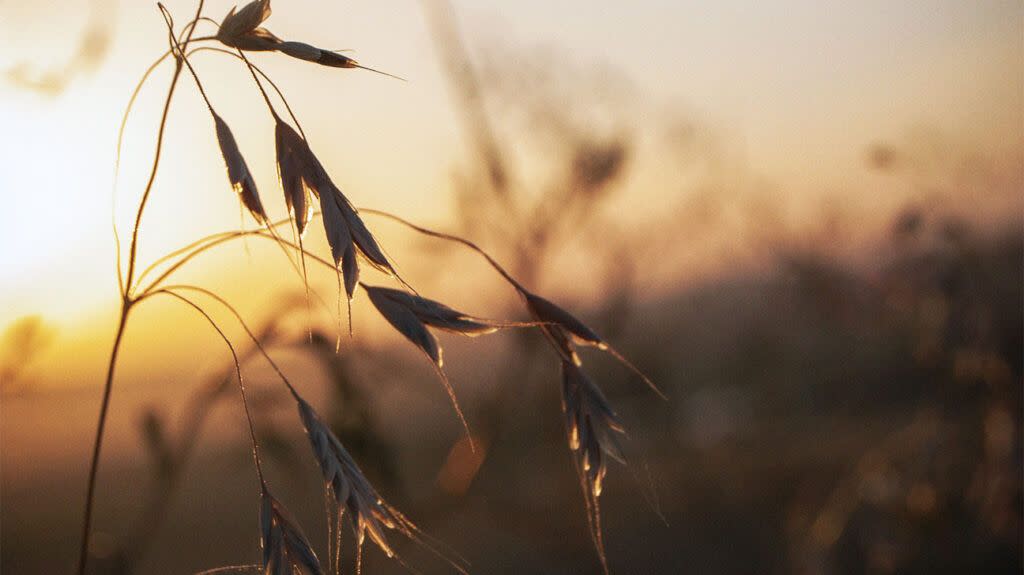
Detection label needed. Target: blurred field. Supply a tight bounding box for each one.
[3,208,1020,574]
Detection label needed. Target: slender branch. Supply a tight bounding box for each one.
[188,46,307,139]
[149,289,266,485]
[236,50,287,128]
[358,208,528,293]
[123,1,205,297]
[77,306,131,575]
[159,5,214,114]
[134,218,335,318]
[155,284,302,400]
[193,565,261,575]
[139,208,530,298]
[112,36,216,298]
[81,4,207,574]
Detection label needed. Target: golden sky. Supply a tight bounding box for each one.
[0,0,1020,388]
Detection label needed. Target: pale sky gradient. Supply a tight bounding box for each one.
[0,0,1020,386]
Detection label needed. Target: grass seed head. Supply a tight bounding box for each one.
[561,360,626,496]
[524,291,604,349]
[213,113,267,224]
[273,119,315,235]
[525,290,666,398]
[364,284,497,444]
[365,285,442,366]
[297,397,412,558]
[260,487,324,575]
[366,285,500,337]
[217,0,278,51]
[560,360,627,574]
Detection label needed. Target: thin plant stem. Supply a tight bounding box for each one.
[237,50,285,127]
[80,3,206,573]
[148,289,266,484]
[189,46,307,139]
[192,564,261,575]
[154,284,302,400]
[123,2,203,297]
[358,208,527,292]
[113,34,217,297]
[135,216,292,289]
[159,5,214,114]
[77,305,131,575]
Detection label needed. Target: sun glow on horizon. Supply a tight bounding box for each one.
[0,0,1020,390]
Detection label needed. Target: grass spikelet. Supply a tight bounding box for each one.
[560,360,627,575]
[363,283,542,447]
[216,0,278,52]
[213,113,267,224]
[296,396,468,574]
[274,119,314,237]
[273,115,403,300]
[260,486,325,575]
[216,1,402,79]
[524,290,667,399]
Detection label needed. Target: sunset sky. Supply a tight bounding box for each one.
[0,0,1020,387]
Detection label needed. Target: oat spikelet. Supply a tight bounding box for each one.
[364,284,526,446]
[524,290,667,399]
[217,0,278,51]
[216,0,401,79]
[273,117,401,307]
[274,119,314,236]
[213,112,267,224]
[296,397,468,573]
[560,360,627,575]
[260,487,324,575]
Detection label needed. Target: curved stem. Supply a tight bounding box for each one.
[113,34,217,297]
[77,303,131,575]
[188,46,307,139]
[149,289,266,484]
[139,208,530,298]
[236,49,286,126]
[151,284,302,400]
[358,208,527,293]
[123,1,205,297]
[81,4,207,573]
[159,5,214,114]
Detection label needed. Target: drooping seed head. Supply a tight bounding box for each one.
[367,285,501,338]
[274,118,396,295]
[365,285,504,370]
[525,289,666,398]
[217,0,280,51]
[260,487,324,575]
[273,119,315,235]
[560,360,627,574]
[215,1,399,78]
[212,113,266,224]
[561,360,626,498]
[296,397,413,558]
[524,291,604,350]
[276,42,360,69]
[364,284,511,444]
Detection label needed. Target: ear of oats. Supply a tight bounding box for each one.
[217,0,272,42]
[212,113,267,224]
[561,360,628,575]
[274,119,313,236]
[260,488,324,575]
[365,286,442,365]
[296,397,469,574]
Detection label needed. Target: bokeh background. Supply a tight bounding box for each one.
[1,0,1021,573]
